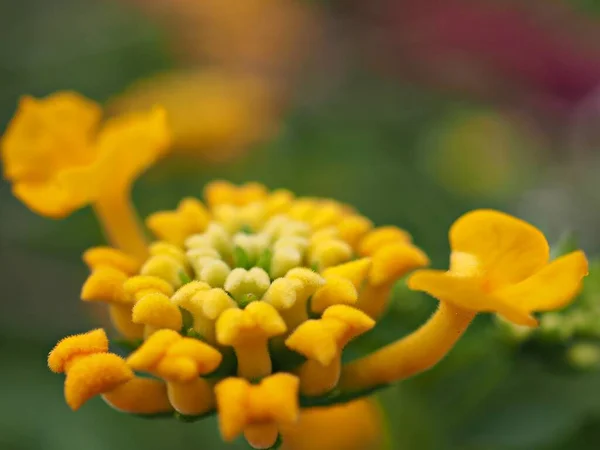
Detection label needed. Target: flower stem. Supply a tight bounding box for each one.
[93,191,148,261]
[339,302,476,391]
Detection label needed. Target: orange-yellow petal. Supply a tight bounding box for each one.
[2,92,100,182]
[369,242,429,285]
[64,353,133,410]
[496,250,588,313]
[449,209,550,285]
[48,329,108,373]
[131,292,182,330]
[81,267,129,304]
[92,106,170,191]
[127,329,181,370]
[322,258,371,289]
[146,197,211,246]
[83,247,141,274]
[103,377,173,414]
[408,270,537,326]
[12,177,94,218]
[280,399,385,450]
[215,377,250,441]
[358,226,412,256]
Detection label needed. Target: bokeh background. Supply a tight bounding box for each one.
[2,0,600,449]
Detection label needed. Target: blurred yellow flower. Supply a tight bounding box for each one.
[110,70,279,161]
[1,92,170,258]
[120,0,319,77]
[112,0,321,163]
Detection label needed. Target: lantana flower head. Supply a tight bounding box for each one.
[1,91,589,449]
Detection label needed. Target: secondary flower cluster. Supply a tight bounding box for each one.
[1,92,590,449]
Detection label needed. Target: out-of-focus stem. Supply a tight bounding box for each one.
[93,190,148,260]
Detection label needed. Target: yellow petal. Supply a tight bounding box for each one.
[408,270,537,326]
[48,329,108,373]
[244,423,280,450]
[449,209,550,285]
[109,304,144,340]
[81,267,129,304]
[167,378,215,415]
[127,329,181,370]
[83,247,141,274]
[311,275,358,314]
[369,242,429,286]
[92,106,170,192]
[146,197,211,246]
[280,399,384,450]
[131,292,182,330]
[322,258,371,289]
[165,338,222,374]
[285,321,339,366]
[215,377,251,441]
[12,178,95,218]
[103,377,173,414]
[496,250,588,313]
[2,92,100,182]
[123,275,174,300]
[358,226,412,256]
[257,373,300,425]
[65,353,133,410]
[337,216,373,249]
[217,301,286,345]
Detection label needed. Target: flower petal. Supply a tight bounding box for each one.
[2,92,100,182]
[12,176,95,218]
[93,106,171,192]
[495,250,588,313]
[450,209,549,285]
[407,269,537,326]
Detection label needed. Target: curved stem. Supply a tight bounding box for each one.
[338,302,476,391]
[93,190,148,260]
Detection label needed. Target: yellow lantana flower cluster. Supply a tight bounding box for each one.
[49,180,429,449]
[1,91,589,450]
